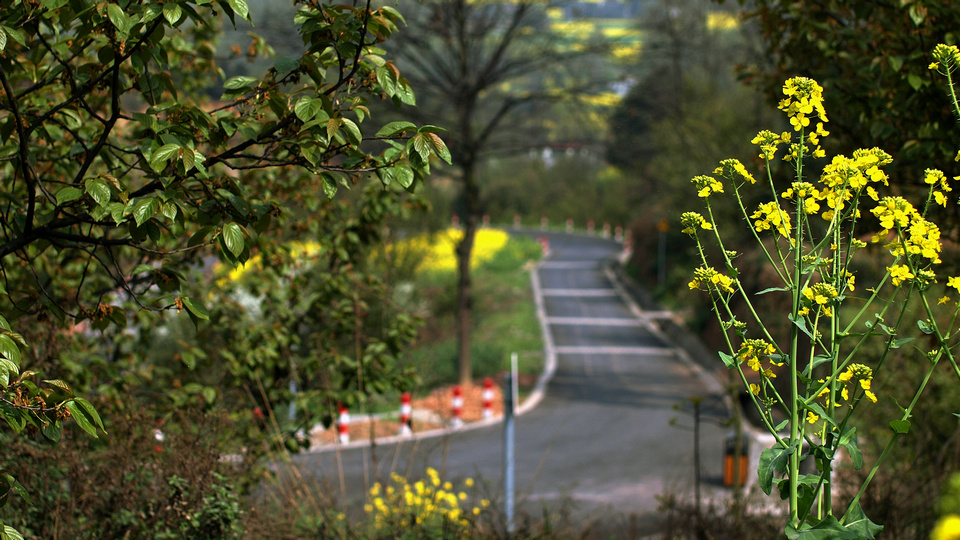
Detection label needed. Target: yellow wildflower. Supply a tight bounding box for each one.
[931,514,960,540]
[681,212,713,235]
[692,175,724,198]
[887,264,915,286]
[689,266,736,294]
[752,201,792,238]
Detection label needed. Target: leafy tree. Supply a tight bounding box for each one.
[391,0,611,385]
[721,0,960,208]
[0,0,447,534]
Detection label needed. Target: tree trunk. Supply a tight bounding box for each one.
[455,159,480,387]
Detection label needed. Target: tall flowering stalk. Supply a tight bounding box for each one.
[685,45,960,537]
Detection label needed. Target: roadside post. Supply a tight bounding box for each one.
[504,352,518,534]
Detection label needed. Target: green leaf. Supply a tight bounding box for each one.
[0,402,24,433]
[228,0,249,19]
[64,400,98,438]
[838,427,863,470]
[789,313,814,339]
[321,173,338,199]
[341,118,362,146]
[887,55,904,72]
[56,187,83,205]
[73,397,105,433]
[416,125,448,134]
[805,402,836,426]
[221,223,245,258]
[3,523,24,540]
[786,515,862,539]
[908,4,926,26]
[180,147,196,172]
[842,501,883,539]
[295,97,322,122]
[42,379,73,395]
[412,132,433,162]
[376,121,416,137]
[889,337,914,349]
[394,162,414,188]
[758,444,792,495]
[132,198,160,227]
[0,335,21,367]
[274,57,300,73]
[718,350,737,369]
[84,178,111,206]
[162,3,182,24]
[106,4,131,34]
[223,76,258,91]
[41,420,62,443]
[0,28,6,52]
[756,286,790,295]
[150,143,180,172]
[889,419,911,434]
[0,26,26,48]
[181,297,210,321]
[907,73,924,91]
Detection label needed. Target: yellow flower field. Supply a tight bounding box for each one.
[395,228,510,273]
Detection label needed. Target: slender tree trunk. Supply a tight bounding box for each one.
[455,159,480,387]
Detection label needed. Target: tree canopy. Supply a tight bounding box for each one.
[725,0,960,196]
[0,0,449,533]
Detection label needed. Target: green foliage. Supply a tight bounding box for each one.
[0,0,450,535]
[727,0,960,225]
[0,409,247,539]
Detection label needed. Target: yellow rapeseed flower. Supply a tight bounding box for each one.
[692,175,724,198]
[931,514,960,540]
[887,264,916,286]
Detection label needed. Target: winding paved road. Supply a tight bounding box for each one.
[290,232,730,531]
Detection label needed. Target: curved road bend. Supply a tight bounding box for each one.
[290,232,730,528]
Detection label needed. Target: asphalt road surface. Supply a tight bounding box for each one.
[289,231,731,531]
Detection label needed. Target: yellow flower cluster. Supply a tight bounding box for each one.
[688,266,735,293]
[837,363,878,403]
[816,148,892,219]
[751,201,792,238]
[691,175,724,198]
[800,282,839,317]
[886,264,915,287]
[680,212,713,235]
[931,43,960,74]
[808,363,878,423]
[737,339,781,383]
[925,168,953,207]
[782,182,821,215]
[870,195,944,264]
[751,129,791,161]
[779,77,828,132]
[363,468,486,534]
[714,158,756,185]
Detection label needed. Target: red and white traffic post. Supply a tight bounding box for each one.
[451,386,464,428]
[337,403,350,444]
[399,392,412,437]
[482,378,495,419]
